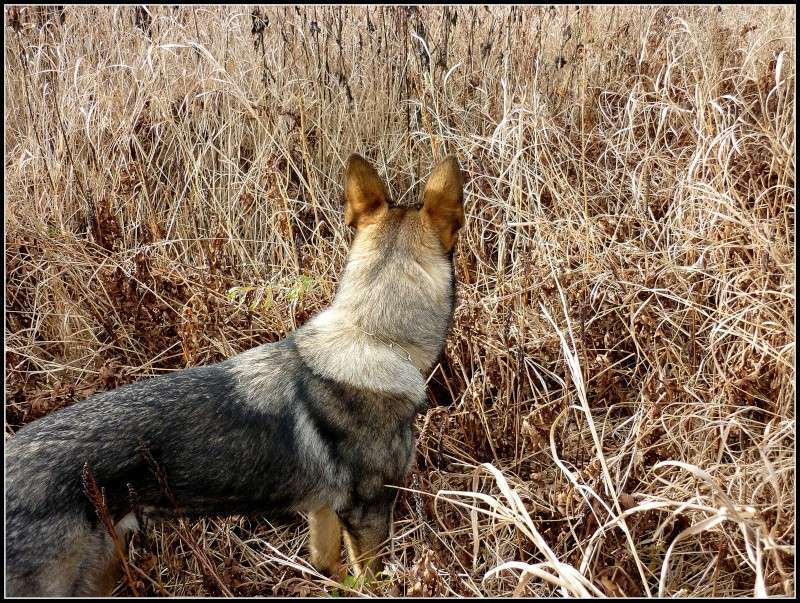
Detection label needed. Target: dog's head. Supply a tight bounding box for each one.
[295,155,465,391]
[336,153,465,361]
[343,153,465,254]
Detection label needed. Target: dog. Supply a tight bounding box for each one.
[5,153,465,596]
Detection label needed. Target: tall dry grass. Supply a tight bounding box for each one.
[4,5,795,597]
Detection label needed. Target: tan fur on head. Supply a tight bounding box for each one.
[421,156,465,253]
[296,154,463,400]
[344,154,389,228]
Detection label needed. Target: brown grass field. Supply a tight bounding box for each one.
[4,5,795,597]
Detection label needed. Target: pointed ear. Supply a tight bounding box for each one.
[421,156,465,252]
[343,154,389,228]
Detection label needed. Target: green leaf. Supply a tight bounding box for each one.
[286,274,316,303]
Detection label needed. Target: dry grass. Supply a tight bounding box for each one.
[4,5,795,597]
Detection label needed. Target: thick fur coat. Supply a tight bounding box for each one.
[5,154,465,596]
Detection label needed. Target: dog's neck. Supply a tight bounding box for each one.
[294,225,454,401]
[294,308,429,401]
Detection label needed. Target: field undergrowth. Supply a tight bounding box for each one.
[4,5,795,597]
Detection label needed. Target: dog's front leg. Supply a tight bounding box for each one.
[309,506,342,577]
[339,500,392,578]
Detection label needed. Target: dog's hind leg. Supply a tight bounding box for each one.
[76,513,140,597]
[5,513,97,596]
[309,506,342,577]
[6,510,138,597]
[70,513,139,596]
[67,527,120,596]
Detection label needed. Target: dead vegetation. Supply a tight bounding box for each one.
[4,5,795,597]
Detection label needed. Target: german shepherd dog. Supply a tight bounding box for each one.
[5,154,465,596]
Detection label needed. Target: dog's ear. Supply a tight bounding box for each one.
[422,156,465,252]
[344,154,389,228]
